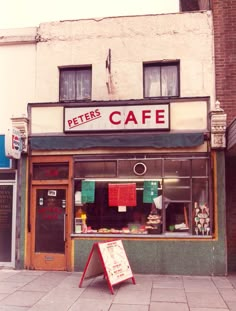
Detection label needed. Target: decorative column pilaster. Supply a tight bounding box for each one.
[210,100,227,149]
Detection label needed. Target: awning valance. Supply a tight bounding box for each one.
[29,132,205,150]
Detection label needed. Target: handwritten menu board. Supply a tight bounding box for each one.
[0,185,13,262]
[143,181,158,203]
[82,180,95,203]
[79,240,135,294]
[108,183,136,206]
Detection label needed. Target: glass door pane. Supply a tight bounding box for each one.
[35,189,66,253]
[0,185,13,262]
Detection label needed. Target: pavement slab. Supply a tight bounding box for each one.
[150,302,189,311]
[151,288,187,303]
[186,291,228,309]
[0,270,236,310]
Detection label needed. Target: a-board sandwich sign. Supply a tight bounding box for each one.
[79,239,135,294]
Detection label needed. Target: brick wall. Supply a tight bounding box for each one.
[212,0,236,126]
[212,0,236,273]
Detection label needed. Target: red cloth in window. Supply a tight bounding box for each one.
[108,183,136,207]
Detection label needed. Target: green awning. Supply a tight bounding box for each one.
[29,132,204,150]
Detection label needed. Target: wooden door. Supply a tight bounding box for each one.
[31,186,68,270]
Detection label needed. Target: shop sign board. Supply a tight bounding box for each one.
[0,136,11,168]
[64,104,169,132]
[5,128,22,160]
[79,240,135,294]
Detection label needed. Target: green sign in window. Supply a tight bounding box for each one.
[82,181,95,203]
[143,181,158,203]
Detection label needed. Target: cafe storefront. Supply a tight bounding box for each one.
[26,98,227,275]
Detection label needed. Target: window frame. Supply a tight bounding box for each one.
[72,154,213,238]
[59,66,92,102]
[143,61,180,99]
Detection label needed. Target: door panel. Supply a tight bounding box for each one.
[31,186,67,270]
[0,184,14,265]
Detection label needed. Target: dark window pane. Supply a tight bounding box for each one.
[74,161,117,178]
[33,163,69,180]
[164,179,191,201]
[166,203,190,232]
[35,189,65,253]
[164,159,190,177]
[192,178,208,204]
[118,159,162,178]
[0,185,13,262]
[0,172,15,180]
[192,159,208,176]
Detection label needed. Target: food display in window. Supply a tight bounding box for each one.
[73,156,210,236]
[145,212,162,234]
[194,202,210,235]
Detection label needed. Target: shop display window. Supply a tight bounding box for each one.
[73,156,211,237]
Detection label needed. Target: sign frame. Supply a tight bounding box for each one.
[79,239,136,294]
[64,103,170,133]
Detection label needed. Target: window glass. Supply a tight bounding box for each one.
[0,172,15,180]
[73,156,211,237]
[0,185,13,261]
[35,189,65,253]
[144,66,161,97]
[166,203,190,232]
[144,63,179,98]
[60,67,91,101]
[74,161,117,178]
[118,159,162,178]
[164,159,190,177]
[76,70,92,100]
[192,178,208,205]
[33,163,69,180]
[164,179,191,201]
[192,159,208,176]
[161,66,178,96]
[192,178,210,236]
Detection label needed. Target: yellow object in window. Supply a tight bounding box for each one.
[81,213,87,221]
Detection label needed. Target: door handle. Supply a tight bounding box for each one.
[64,214,66,242]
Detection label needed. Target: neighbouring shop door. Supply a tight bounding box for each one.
[31,186,68,270]
[0,183,16,267]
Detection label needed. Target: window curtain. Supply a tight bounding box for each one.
[76,70,91,100]
[144,66,161,97]
[60,71,76,101]
[161,66,178,97]
[144,65,178,97]
[198,0,210,10]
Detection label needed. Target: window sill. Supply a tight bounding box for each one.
[71,232,213,239]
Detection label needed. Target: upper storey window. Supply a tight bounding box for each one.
[59,67,92,101]
[144,62,179,98]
